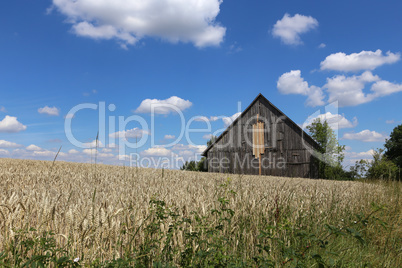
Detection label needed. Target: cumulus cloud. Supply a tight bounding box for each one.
[164,135,175,139]
[194,116,219,122]
[343,130,387,142]
[51,0,226,48]
[272,13,318,45]
[109,128,150,139]
[318,43,326,48]
[203,134,215,140]
[222,112,241,127]
[277,70,325,107]
[7,147,126,165]
[83,139,104,148]
[0,149,9,155]
[135,96,192,114]
[324,71,402,107]
[370,80,402,97]
[304,112,357,130]
[26,144,43,151]
[0,115,27,133]
[324,71,379,106]
[320,50,400,72]
[172,144,207,154]
[344,149,375,159]
[141,147,172,157]
[38,106,60,116]
[0,140,22,148]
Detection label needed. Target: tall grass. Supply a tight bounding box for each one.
[0,158,400,267]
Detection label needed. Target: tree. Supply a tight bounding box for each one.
[306,118,345,179]
[197,157,208,172]
[180,160,197,171]
[181,137,216,172]
[349,159,369,180]
[367,149,398,180]
[384,124,402,168]
[207,136,217,147]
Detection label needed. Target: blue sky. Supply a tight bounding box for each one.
[0,0,401,168]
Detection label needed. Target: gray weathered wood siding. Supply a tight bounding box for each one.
[206,95,319,178]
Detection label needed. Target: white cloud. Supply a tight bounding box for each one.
[83,148,96,155]
[135,96,192,114]
[82,148,115,158]
[305,112,357,130]
[108,143,117,148]
[38,106,60,116]
[0,140,22,148]
[164,135,175,139]
[26,144,43,151]
[344,149,375,159]
[194,116,219,122]
[318,43,326,48]
[320,50,400,72]
[51,0,226,48]
[33,150,59,157]
[324,71,379,106]
[172,144,207,154]
[324,71,402,107]
[277,70,325,107]
[203,134,215,140]
[371,80,402,97]
[343,130,387,142]
[0,115,27,133]
[385,119,399,124]
[7,146,126,165]
[228,42,242,54]
[272,13,318,45]
[83,139,104,148]
[141,147,172,157]
[0,149,9,155]
[222,112,241,127]
[101,148,113,153]
[0,106,6,112]
[109,128,150,139]
[73,21,137,46]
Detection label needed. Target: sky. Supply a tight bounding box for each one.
[0,0,401,169]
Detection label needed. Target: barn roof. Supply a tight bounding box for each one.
[202,93,320,156]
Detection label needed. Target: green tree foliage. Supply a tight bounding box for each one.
[197,157,208,172]
[306,118,345,179]
[180,160,197,171]
[181,137,217,172]
[207,135,217,147]
[180,157,208,172]
[384,124,402,168]
[349,159,369,180]
[367,149,399,180]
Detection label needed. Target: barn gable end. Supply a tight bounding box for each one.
[202,94,320,178]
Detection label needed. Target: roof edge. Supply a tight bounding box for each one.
[202,93,319,156]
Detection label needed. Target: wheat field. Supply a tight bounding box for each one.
[0,158,400,266]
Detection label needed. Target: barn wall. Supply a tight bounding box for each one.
[207,97,319,178]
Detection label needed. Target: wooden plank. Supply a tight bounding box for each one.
[260,122,265,156]
[252,124,256,157]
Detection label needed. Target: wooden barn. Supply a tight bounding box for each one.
[202,93,320,178]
